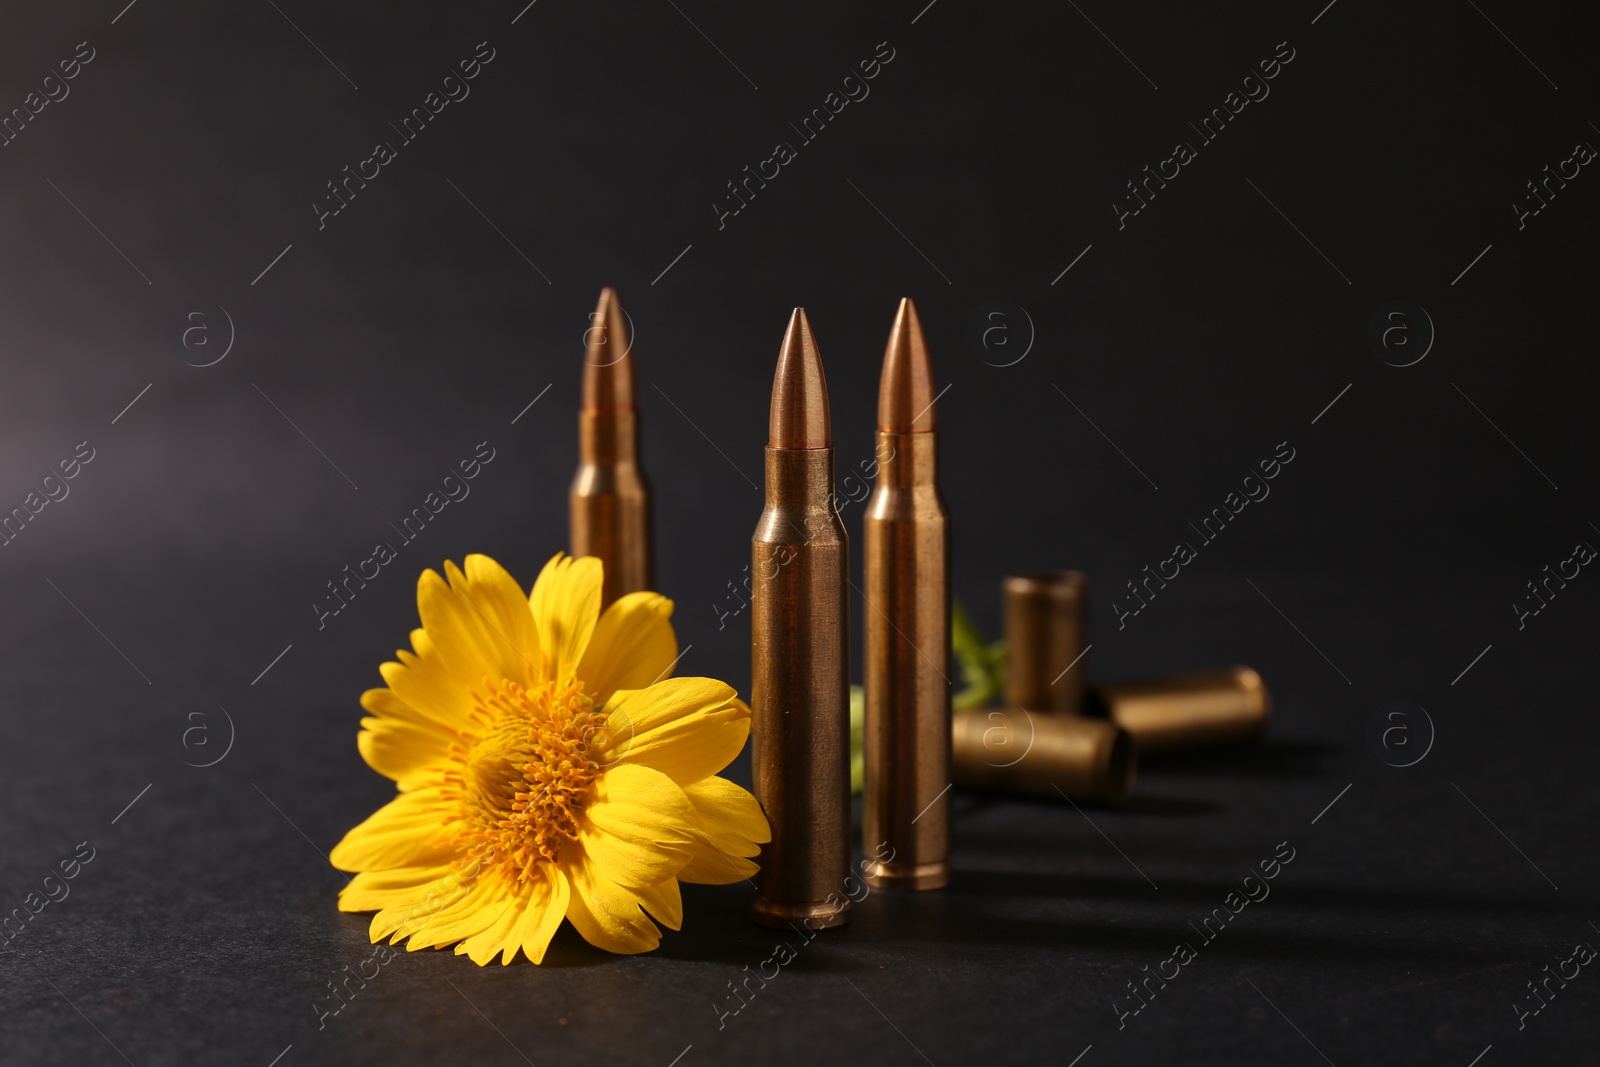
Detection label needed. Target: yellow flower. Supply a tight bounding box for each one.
[330,553,770,965]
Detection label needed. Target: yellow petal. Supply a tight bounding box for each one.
[416,560,539,689]
[329,787,454,872]
[368,870,474,944]
[676,847,759,885]
[636,878,683,931]
[673,776,769,885]
[562,842,662,955]
[339,861,455,913]
[682,775,771,846]
[498,863,570,965]
[578,765,695,889]
[356,716,450,790]
[598,679,751,784]
[378,631,476,731]
[407,876,514,951]
[577,591,678,705]
[528,554,603,683]
[455,886,525,965]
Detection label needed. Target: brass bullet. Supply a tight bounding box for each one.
[750,308,851,930]
[952,707,1134,805]
[1086,667,1271,755]
[1004,571,1088,715]
[864,298,951,892]
[570,287,651,609]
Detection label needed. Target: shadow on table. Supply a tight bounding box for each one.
[1134,739,1341,780]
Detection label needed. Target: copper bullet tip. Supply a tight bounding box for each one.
[878,298,936,433]
[582,287,635,413]
[769,308,831,449]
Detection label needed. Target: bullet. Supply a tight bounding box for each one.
[570,287,652,609]
[1004,571,1089,715]
[1086,667,1271,755]
[952,707,1134,805]
[750,308,851,930]
[863,298,951,891]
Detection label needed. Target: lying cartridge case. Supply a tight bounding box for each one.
[1004,571,1088,715]
[863,298,950,891]
[570,287,651,608]
[750,308,851,930]
[1085,667,1270,755]
[952,707,1134,805]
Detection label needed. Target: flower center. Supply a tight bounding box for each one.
[440,676,605,883]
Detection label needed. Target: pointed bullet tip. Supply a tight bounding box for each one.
[770,308,831,448]
[582,286,635,412]
[878,297,936,432]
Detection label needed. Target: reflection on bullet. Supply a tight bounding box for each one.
[1086,667,1270,755]
[570,287,651,609]
[1004,571,1088,715]
[952,707,1134,805]
[750,308,851,930]
[864,298,950,892]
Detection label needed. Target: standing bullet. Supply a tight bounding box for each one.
[751,309,851,930]
[863,298,951,891]
[570,287,652,608]
[1005,572,1088,715]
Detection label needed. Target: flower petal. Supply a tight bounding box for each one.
[578,765,695,889]
[675,847,760,885]
[497,863,570,965]
[339,861,456,914]
[528,554,603,683]
[368,870,476,944]
[577,591,677,705]
[356,715,450,790]
[598,678,751,785]
[673,776,769,885]
[455,886,526,965]
[407,876,515,951]
[636,878,683,932]
[329,787,454,872]
[562,841,662,955]
[417,559,539,689]
[378,631,476,731]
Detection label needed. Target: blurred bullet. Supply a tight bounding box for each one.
[570,287,651,609]
[952,707,1134,805]
[1086,667,1271,755]
[1004,571,1088,715]
[864,298,951,891]
[750,308,851,930]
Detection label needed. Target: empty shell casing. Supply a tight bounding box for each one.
[750,309,851,930]
[952,707,1134,805]
[863,298,950,891]
[1085,667,1270,755]
[1004,572,1088,715]
[570,287,651,608]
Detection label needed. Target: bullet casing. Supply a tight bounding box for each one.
[952,707,1134,805]
[1004,572,1088,715]
[751,446,852,929]
[1086,667,1270,755]
[864,431,951,891]
[570,409,651,607]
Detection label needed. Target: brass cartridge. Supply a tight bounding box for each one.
[1004,571,1088,715]
[1086,667,1270,755]
[570,287,651,609]
[952,707,1134,805]
[750,308,851,930]
[863,297,951,891]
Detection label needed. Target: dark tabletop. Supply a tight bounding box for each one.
[1,1,1596,1064]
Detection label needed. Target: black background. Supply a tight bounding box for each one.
[1,1,1596,1064]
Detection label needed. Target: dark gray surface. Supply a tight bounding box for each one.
[1,1,1597,1064]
